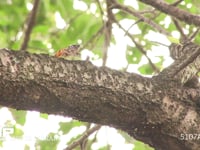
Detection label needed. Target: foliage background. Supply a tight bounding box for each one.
[0,0,199,149]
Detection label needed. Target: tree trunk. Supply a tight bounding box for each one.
[0,48,200,150]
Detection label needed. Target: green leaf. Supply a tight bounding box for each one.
[11,125,24,137]
[40,113,48,119]
[24,144,30,150]
[35,132,59,150]
[0,140,3,147]
[167,36,180,44]
[126,46,142,64]
[28,40,48,53]
[98,145,111,150]
[57,0,74,18]
[155,56,164,69]
[67,134,82,146]
[10,109,27,126]
[10,42,21,50]
[138,64,154,75]
[118,130,135,143]
[134,140,154,150]
[59,120,86,134]
[33,25,49,33]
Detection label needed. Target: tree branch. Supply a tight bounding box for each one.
[1,49,200,149]
[139,0,200,27]
[65,125,101,150]
[113,17,160,73]
[172,18,187,41]
[102,0,113,66]
[112,0,170,36]
[82,26,104,51]
[20,0,40,51]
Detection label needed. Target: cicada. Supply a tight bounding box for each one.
[55,44,80,58]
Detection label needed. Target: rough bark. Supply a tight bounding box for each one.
[1,48,200,150]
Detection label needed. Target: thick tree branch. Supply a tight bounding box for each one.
[1,49,200,149]
[139,0,200,27]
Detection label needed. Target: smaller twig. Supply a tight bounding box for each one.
[172,18,200,44]
[171,0,183,6]
[80,123,91,150]
[102,0,113,66]
[172,18,200,43]
[20,0,40,51]
[124,8,160,36]
[124,18,143,36]
[113,17,160,73]
[172,18,187,41]
[112,1,170,36]
[95,0,104,16]
[150,41,169,47]
[133,40,160,73]
[139,9,156,14]
[82,26,104,50]
[102,22,110,66]
[65,125,101,150]
[188,27,200,41]
[67,13,83,28]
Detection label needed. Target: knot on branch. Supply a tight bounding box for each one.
[157,42,200,88]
